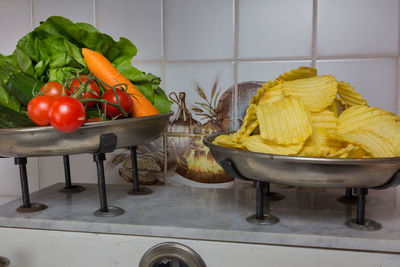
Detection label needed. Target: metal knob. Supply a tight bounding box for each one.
[0,256,10,267]
[139,242,206,267]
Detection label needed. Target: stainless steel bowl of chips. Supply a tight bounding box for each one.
[0,112,172,157]
[204,132,400,188]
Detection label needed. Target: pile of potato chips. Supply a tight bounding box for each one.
[213,67,400,158]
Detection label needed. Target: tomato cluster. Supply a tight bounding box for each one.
[27,76,133,132]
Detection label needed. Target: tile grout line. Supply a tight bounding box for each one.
[93,0,97,28]
[29,0,34,30]
[395,0,400,206]
[311,0,318,68]
[161,0,168,182]
[233,0,239,130]
[133,54,398,65]
[29,0,40,190]
[396,0,400,116]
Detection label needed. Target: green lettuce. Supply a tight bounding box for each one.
[1,16,171,113]
[0,55,21,111]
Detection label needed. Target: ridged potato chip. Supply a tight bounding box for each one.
[310,110,338,131]
[250,80,280,106]
[277,66,317,82]
[241,135,304,155]
[213,132,244,149]
[329,131,395,158]
[213,67,399,159]
[338,105,400,155]
[236,103,259,139]
[282,75,338,112]
[337,81,367,107]
[236,80,282,139]
[259,83,284,105]
[298,129,347,157]
[256,96,312,145]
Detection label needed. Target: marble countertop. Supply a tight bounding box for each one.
[0,196,16,206]
[0,183,399,253]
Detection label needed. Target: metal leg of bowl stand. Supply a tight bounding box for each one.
[15,157,47,213]
[127,146,153,195]
[263,182,285,201]
[337,188,357,204]
[246,181,279,225]
[345,188,381,231]
[58,155,86,193]
[93,153,125,217]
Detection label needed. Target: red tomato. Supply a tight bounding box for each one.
[27,95,56,126]
[101,89,133,118]
[41,81,67,97]
[48,96,86,132]
[69,76,100,107]
[86,117,101,123]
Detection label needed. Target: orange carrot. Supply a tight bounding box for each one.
[81,48,159,117]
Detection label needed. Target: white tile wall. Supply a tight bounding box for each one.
[317,0,399,57]
[316,58,398,113]
[32,0,94,26]
[237,61,313,82]
[164,0,234,61]
[238,0,313,59]
[0,0,399,202]
[0,157,39,197]
[96,0,162,61]
[0,0,31,55]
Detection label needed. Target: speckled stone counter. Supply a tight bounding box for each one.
[0,183,399,253]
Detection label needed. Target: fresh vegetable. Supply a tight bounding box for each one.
[2,16,171,114]
[101,88,133,118]
[48,96,86,132]
[27,95,55,126]
[86,117,100,123]
[6,73,44,106]
[41,81,66,97]
[0,15,172,131]
[69,75,100,107]
[0,55,21,111]
[0,104,35,128]
[82,48,159,117]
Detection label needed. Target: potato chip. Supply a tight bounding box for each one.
[259,83,284,105]
[338,105,400,155]
[337,81,367,107]
[241,135,304,155]
[328,98,346,117]
[256,96,312,145]
[298,129,347,157]
[249,80,281,105]
[329,130,395,158]
[310,110,338,131]
[277,66,317,82]
[282,75,338,112]
[212,67,399,159]
[213,132,244,149]
[330,144,361,158]
[236,103,259,139]
[236,80,282,139]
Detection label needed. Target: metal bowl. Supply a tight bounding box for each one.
[204,132,400,188]
[0,112,173,157]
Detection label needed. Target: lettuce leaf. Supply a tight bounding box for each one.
[0,55,21,111]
